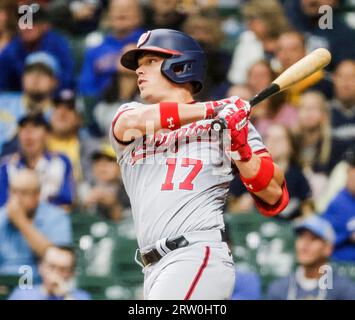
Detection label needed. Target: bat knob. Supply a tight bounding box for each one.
[211,118,227,132]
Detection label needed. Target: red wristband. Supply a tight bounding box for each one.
[160,102,181,130]
[240,157,274,192]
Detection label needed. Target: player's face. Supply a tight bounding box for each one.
[136,53,177,103]
[296,230,332,267]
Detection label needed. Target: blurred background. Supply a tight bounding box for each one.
[0,0,355,300]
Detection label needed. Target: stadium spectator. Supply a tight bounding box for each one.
[183,12,231,100]
[143,0,187,31]
[231,270,262,300]
[329,60,355,144]
[228,0,290,85]
[0,52,58,155]
[267,215,355,300]
[48,0,105,36]
[77,143,130,222]
[0,113,75,209]
[0,6,74,92]
[8,246,90,300]
[78,0,144,97]
[295,91,350,200]
[47,89,99,182]
[94,43,140,136]
[275,30,333,104]
[0,0,17,53]
[0,169,72,283]
[322,146,355,262]
[283,0,355,70]
[226,83,253,102]
[246,60,299,136]
[264,124,313,220]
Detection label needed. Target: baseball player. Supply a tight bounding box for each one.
[110,29,289,300]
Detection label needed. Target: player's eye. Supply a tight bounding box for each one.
[148,58,157,64]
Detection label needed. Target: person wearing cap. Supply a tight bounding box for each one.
[322,146,355,262]
[0,51,59,155]
[0,5,74,92]
[47,89,98,182]
[78,0,144,97]
[0,113,75,210]
[0,169,72,283]
[77,143,130,222]
[267,215,355,300]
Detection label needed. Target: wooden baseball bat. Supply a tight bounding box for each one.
[211,48,332,131]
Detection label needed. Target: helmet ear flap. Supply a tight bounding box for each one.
[160,53,205,93]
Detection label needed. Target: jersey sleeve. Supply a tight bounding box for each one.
[109,101,142,160]
[247,122,268,155]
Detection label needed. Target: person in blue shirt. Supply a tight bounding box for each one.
[267,215,355,300]
[283,0,355,71]
[8,246,90,300]
[0,51,58,154]
[78,0,144,97]
[0,113,75,208]
[0,7,74,92]
[323,146,355,262]
[0,169,72,284]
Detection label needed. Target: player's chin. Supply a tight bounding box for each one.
[140,90,157,104]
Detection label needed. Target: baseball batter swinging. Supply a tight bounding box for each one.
[110,29,289,300]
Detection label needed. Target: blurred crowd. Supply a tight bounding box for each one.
[0,0,355,300]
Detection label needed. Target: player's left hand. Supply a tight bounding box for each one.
[225,108,252,162]
[202,96,249,119]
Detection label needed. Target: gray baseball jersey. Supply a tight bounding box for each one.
[110,102,266,249]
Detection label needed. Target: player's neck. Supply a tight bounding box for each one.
[160,88,194,104]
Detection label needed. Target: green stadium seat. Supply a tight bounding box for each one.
[225,211,296,295]
[0,275,20,300]
[72,213,144,299]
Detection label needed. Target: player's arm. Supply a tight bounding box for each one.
[113,98,238,142]
[223,107,289,216]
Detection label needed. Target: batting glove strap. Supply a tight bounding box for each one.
[240,157,275,192]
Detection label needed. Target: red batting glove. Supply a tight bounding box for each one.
[225,108,252,162]
[202,96,245,119]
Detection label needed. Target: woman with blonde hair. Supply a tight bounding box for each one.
[228,0,290,85]
[296,91,351,201]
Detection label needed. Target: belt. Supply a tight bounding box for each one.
[138,229,227,267]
